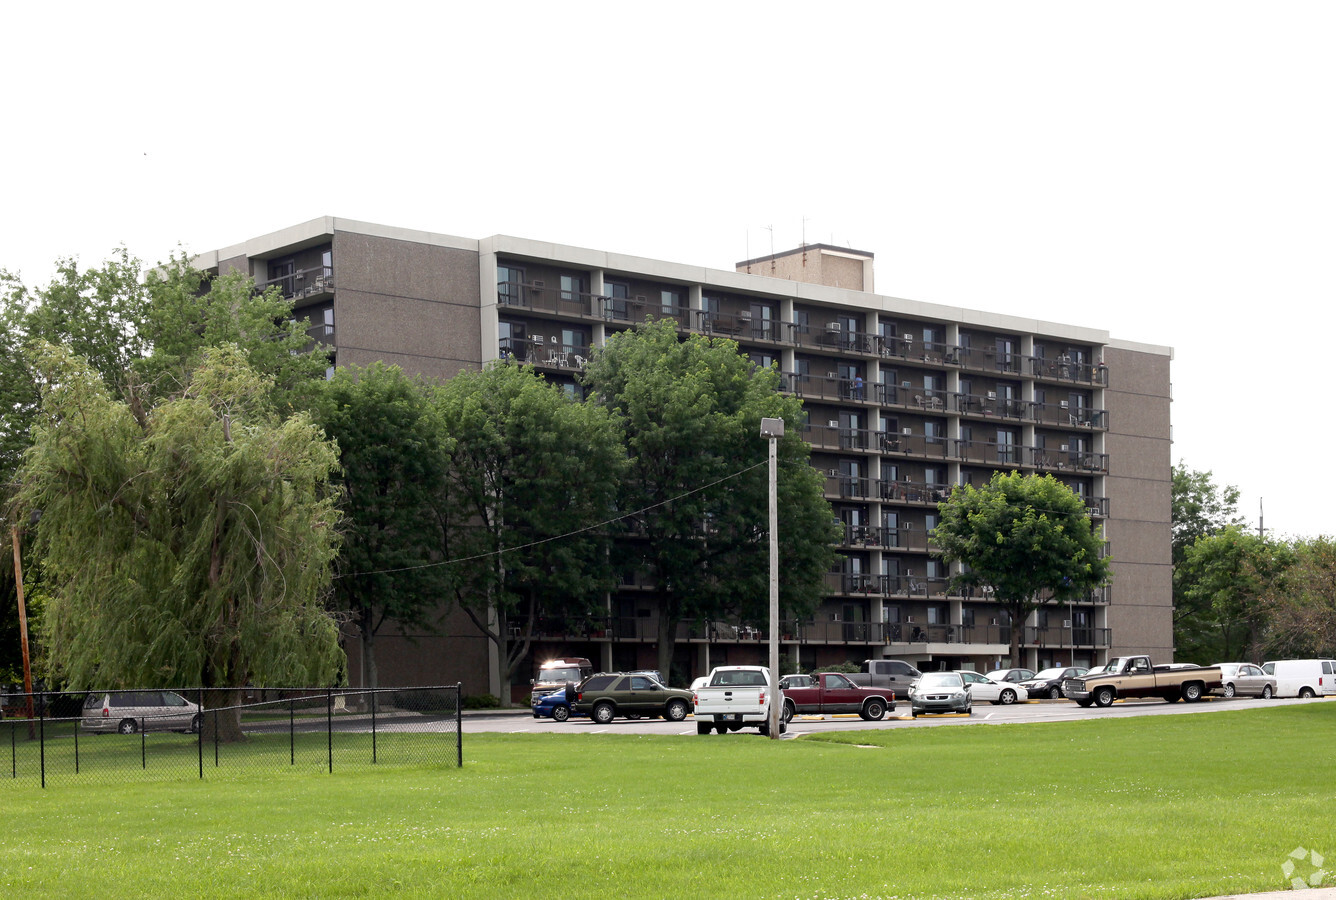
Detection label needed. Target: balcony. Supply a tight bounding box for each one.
[1033,402,1108,430]
[955,393,1034,422]
[793,323,879,355]
[602,294,692,329]
[258,265,334,302]
[498,280,596,318]
[1028,447,1109,475]
[872,429,952,459]
[955,345,1022,375]
[1028,355,1108,386]
[806,423,876,453]
[782,371,868,403]
[878,479,952,505]
[499,336,588,369]
[1023,625,1112,649]
[877,336,958,366]
[822,471,874,500]
[954,438,1025,468]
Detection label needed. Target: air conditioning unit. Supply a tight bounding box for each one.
[828,420,839,427]
[990,617,1000,626]
[901,381,911,389]
[531,279,545,289]
[1063,619,1073,628]
[1060,444,1070,451]
[986,391,996,400]
[634,294,647,302]
[531,334,544,342]
[902,427,911,435]
[828,468,839,477]
[1087,507,1101,517]
[826,322,842,332]
[904,334,913,344]
[1060,400,1069,409]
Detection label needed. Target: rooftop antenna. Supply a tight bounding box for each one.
[764,225,775,274]
[1258,498,1264,538]
[801,216,809,268]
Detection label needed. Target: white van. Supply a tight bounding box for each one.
[1260,659,1336,698]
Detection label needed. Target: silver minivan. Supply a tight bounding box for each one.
[82,691,202,734]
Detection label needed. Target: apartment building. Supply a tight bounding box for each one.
[193,217,1173,699]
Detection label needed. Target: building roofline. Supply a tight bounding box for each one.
[736,243,875,267]
[194,217,1166,350]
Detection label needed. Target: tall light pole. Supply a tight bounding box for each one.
[760,417,784,740]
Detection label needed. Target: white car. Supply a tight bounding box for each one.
[958,670,1028,705]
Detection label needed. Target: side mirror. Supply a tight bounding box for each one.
[529,679,535,686]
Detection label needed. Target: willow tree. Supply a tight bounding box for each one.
[12,343,344,740]
[933,471,1111,666]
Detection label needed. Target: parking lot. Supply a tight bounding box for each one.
[465,692,1327,737]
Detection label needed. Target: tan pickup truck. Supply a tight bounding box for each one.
[1063,656,1223,708]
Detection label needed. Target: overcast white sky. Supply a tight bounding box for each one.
[3,2,1333,538]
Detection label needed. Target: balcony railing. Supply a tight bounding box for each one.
[258,265,334,302]
[1028,447,1109,474]
[782,371,869,403]
[822,472,874,500]
[1033,402,1108,430]
[498,280,597,318]
[955,393,1034,421]
[1028,356,1108,386]
[953,439,1025,468]
[499,336,589,369]
[872,430,952,458]
[1024,625,1112,649]
[878,479,952,504]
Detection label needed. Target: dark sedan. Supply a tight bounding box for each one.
[1019,666,1089,700]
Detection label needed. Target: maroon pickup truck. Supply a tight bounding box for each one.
[780,672,895,722]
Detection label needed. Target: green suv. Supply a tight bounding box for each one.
[571,672,693,724]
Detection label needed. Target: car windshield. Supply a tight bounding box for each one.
[538,667,583,684]
[1032,668,1067,680]
[919,673,962,689]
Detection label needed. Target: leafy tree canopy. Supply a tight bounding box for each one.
[933,471,1110,664]
[582,318,838,676]
[11,343,343,737]
[313,363,452,688]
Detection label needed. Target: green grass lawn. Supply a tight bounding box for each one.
[3,703,1331,899]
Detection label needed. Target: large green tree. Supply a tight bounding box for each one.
[314,363,451,689]
[1264,537,1336,658]
[1171,463,1247,661]
[582,319,838,678]
[1181,527,1293,662]
[434,362,624,703]
[11,344,344,740]
[933,471,1111,666]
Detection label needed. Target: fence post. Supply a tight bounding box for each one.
[327,686,333,774]
[73,703,80,775]
[456,682,463,768]
[371,688,377,765]
[39,692,45,789]
[289,699,295,767]
[141,717,146,769]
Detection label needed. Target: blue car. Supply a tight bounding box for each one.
[532,687,584,722]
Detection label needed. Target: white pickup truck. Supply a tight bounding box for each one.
[692,665,786,736]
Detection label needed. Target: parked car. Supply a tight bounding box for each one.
[82,691,202,734]
[849,659,922,697]
[532,687,588,722]
[1213,663,1276,699]
[572,673,694,724]
[957,670,1026,705]
[910,672,971,717]
[1261,659,1336,698]
[985,668,1036,684]
[779,672,894,721]
[1019,666,1089,700]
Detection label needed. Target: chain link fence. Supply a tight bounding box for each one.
[1,685,462,788]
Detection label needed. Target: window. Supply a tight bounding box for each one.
[924,420,945,444]
[498,264,524,305]
[660,288,684,316]
[604,280,630,319]
[997,429,1017,463]
[749,350,777,370]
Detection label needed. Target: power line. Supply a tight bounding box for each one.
[335,460,769,579]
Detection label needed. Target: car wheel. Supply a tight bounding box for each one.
[1048,686,1061,700]
[552,705,570,722]
[118,719,138,735]
[1093,686,1115,708]
[715,724,729,735]
[624,713,641,720]
[592,702,616,724]
[911,710,919,718]
[999,689,1017,705]
[665,699,688,722]
[1223,683,1236,699]
[781,702,794,724]
[190,714,202,734]
[1075,699,1093,708]
[1299,687,1316,699]
[696,722,711,735]
[1262,684,1274,700]
[1182,682,1203,702]
[863,699,886,721]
